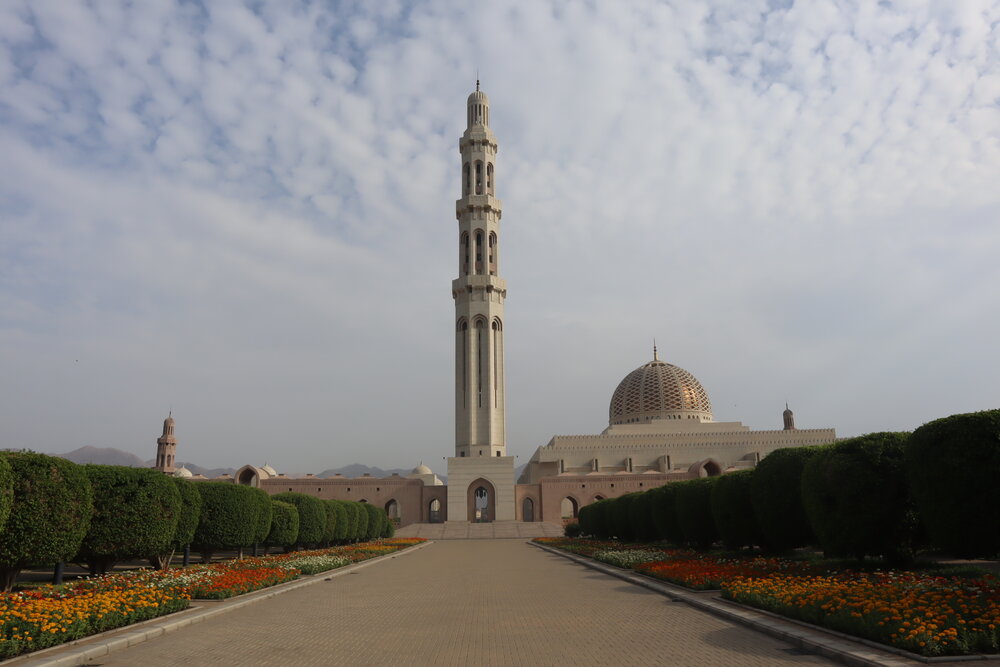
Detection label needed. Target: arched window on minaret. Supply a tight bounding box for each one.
[475,161,483,195]
[475,230,484,274]
[486,163,494,195]
[492,318,502,408]
[488,232,497,275]
[475,319,486,408]
[461,232,470,275]
[463,162,470,196]
[458,319,468,407]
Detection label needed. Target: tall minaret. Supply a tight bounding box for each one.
[452,81,507,459]
[155,412,177,474]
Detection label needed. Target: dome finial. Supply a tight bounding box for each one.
[653,339,658,361]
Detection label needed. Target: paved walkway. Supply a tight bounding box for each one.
[395,521,565,539]
[81,540,834,666]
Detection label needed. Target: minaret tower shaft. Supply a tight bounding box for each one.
[155,412,177,474]
[452,82,507,458]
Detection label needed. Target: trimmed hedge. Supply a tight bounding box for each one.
[629,491,658,543]
[249,487,273,547]
[578,501,600,538]
[191,483,260,557]
[905,410,1000,558]
[751,446,820,553]
[352,501,369,541]
[710,470,759,550]
[363,502,384,540]
[271,492,326,547]
[649,484,684,545]
[801,432,915,562]
[610,493,639,542]
[0,452,94,591]
[321,500,339,545]
[331,500,349,543]
[171,477,203,549]
[266,500,300,550]
[0,456,12,533]
[77,465,182,575]
[675,477,718,549]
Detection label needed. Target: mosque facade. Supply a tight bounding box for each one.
[159,85,837,527]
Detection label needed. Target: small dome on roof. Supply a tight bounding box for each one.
[412,463,433,475]
[261,464,277,476]
[173,466,193,478]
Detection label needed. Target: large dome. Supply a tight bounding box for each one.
[609,355,713,425]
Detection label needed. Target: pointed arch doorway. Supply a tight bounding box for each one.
[467,478,496,523]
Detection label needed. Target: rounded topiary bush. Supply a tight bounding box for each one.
[629,490,657,543]
[650,484,684,545]
[610,493,639,542]
[675,477,719,549]
[249,487,273,548]
[578,502,597,537]
[351,502,369,541]
[321,500,340,546]
[710,470,760,551]
[0,452,94,590]
[801,432,915,562]
[192,483,260,559]
[331,500,350,543]
[382,515,395,538]
[0,456,13,533]
[77,465,182,575]
[905,410,1000,558]
[564,521,582,538]
[363,503,384,541]
[266,500,299,551]
[751,446,821,553]
[151,477,202,569]
[580,499,612,539]
[271,492,326,547]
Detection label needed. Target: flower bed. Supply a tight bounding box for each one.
[636,555,813,590]
[723,571,1000,657]
[0,538,426,659]
[593,549,672,569]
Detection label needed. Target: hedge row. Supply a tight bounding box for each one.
[577,409,1000,561]
[0,453,395,590]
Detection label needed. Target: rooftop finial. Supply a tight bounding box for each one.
[653,339,658,361]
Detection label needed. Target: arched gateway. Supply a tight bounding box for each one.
[467,478,496,523]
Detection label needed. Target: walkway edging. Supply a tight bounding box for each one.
[531,541,925,667]
[9,541,433,667]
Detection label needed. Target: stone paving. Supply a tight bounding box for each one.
[80,540,837,666]
[395,521,565,540]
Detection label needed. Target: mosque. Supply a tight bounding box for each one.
[154,85,837,527]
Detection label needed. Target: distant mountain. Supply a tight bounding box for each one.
[57,446,148,467]
[317,463,412,478]
[175,462,236,478]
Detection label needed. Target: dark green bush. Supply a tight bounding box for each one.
[801,433,915,562]
[0,457,12,533]
[321,500,339,545]
[351,502,368,541]
[192,483,260,558]
[610,493,639,542]
[649,484,684,545]
[751,446,821,553]
[629,490,658,542]
[564,521,582,538]
[331,501,349,543]
[249,487,273,547]
[0,452,94,591]
[382,515,395,538]
[675,477,719,549]
[271,492,326,547]
[266,500,299,550]
[905,410,1000,558]
[363,503,384,541]
[578,502,597,537]
[171,478,202,550]
[77,465,182,575]
[710,470,760,551]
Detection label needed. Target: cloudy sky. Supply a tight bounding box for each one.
[2,0,998,473]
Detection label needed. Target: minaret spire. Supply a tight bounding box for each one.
[653,339,658,361]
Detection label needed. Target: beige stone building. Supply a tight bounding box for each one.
[171,84,836,528]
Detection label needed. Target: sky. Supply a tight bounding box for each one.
[1,0,998,474]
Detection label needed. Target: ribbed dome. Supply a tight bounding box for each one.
[412,463,432,475]
[173,466,193,478]
[609,357,713,425]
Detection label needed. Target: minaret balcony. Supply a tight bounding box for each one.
[452,274,507,293]
[456,194,503,215]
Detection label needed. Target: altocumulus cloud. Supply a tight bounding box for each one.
[1,0,998,472]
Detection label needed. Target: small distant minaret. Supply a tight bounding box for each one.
[782,403,796,430]
[155,412,177,474]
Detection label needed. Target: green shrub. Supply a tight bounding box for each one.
[271,492,326,547]
[801,433,915,562]
[564,521,582,538]
[675,477,719,549]
[905,410,1000,558]
[610,493,639,542]
[382,516,395,538]
[710,470,760,551]
[0,457,12,533]
[649,484,684,545]
[331,501,349,543]
[751,446,821,553]
[249,487,273,547]
[191,483,260,558]
[321,500,339,545]
[77,465,182,575]
[363,502,383,541]
[350,502,368,542]
[629,490,658,543]
[171,478,202,549]
[0,452,94,591]
[266,500,299,550]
